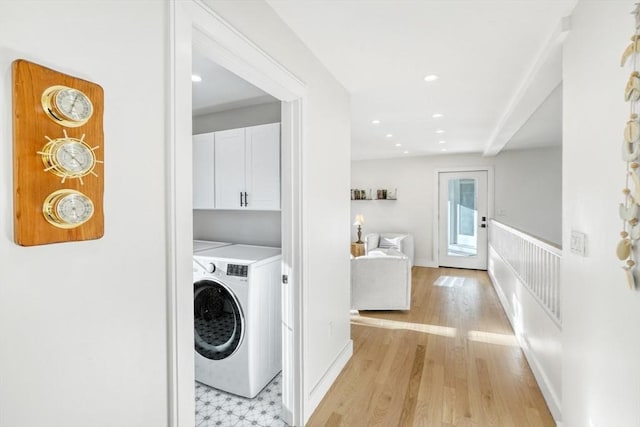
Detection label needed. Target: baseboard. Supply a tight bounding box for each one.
[487,266,563,424]
[305,339,353,423]
[415,258,437,268]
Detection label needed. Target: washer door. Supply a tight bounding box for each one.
[194,279,244,360]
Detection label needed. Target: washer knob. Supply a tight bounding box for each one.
[207,263,216,273]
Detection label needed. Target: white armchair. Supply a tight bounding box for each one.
[351,232,414,311]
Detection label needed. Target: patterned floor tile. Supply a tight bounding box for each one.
[195,372,287,427]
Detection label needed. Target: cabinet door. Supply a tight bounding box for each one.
[214,128,246,209]
[245,123,281,210]
[192,132,215,209]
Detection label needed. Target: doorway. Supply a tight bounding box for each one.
[438,170,489,270]
[167,2,306,426]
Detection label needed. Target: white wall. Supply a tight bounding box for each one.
[495,148,562,245]
[193,101,280,134]
[194,210,281,247]
[351,147,562,266]
[202,1,352,422]
[563,1,640,426]
[193,102,282,247]
[0,2,168,427]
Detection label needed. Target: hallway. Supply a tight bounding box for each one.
[308,267,554,426]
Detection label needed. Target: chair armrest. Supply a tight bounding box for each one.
[364,233,380,253]
[398,234,414,266]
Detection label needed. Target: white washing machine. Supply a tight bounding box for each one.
[193,244,282,398]
[193,239,231,253]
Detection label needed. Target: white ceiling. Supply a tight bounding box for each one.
[267,0,575,159]
[192,46,276,117]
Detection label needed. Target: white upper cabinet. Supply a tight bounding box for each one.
[214,127,247,209]
[193,123,280,211]
[245,123,281,210]
[192,132,215,210]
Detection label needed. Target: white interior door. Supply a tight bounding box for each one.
[438,170,488,269]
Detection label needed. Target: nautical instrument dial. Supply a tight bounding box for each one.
[41,85,93,127]
[43,189,94,229]
[38,130,100,183]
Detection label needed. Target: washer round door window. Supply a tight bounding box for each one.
[194,280,244,360]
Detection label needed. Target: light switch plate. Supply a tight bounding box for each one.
[570,230,587,256]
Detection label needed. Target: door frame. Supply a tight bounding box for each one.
[433,166,494,268]
[167,1,307,426]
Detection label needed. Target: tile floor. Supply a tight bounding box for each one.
[195,373,287,427]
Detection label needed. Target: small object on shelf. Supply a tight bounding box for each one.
[374,188,398,200]
[350,188,373,200]
[351,188,398,200]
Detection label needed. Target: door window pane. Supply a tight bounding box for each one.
[447,178,478,257]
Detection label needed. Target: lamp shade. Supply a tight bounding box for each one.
[353,214,364,226]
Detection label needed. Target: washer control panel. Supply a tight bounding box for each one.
[227,263,248,278]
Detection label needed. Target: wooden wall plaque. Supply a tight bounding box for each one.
[12,59,104,246]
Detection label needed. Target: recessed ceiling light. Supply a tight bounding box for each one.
[423,74,439,82]
[191,74,202,82]
[386,134,393,138]
[395,143,402,147]
[441,148,447,152]
[439,140,446,144]
[403,150,409,154]
[371,119,381,125]
[432,113,444,118]
[436,129,445,134]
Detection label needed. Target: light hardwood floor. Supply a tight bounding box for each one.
[307,267,554,427]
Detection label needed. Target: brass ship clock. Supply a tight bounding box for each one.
[12,59,104,245]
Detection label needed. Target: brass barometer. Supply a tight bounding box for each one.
[43,190,94,229]
[41,85,94,127]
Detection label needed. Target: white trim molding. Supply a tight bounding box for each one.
[306,340,354,419]
[166,1,307,426]
[190,0,305,102]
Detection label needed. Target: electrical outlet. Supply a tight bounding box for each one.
[570,230,587,256]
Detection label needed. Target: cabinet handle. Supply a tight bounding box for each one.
[240,192,244,207]
[244,192,248,207]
